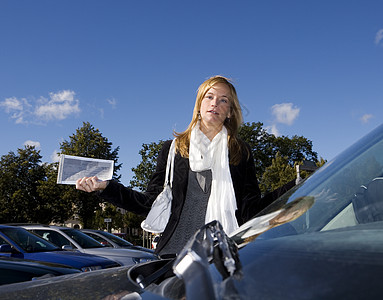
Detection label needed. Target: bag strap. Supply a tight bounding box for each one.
[164,139,176,188]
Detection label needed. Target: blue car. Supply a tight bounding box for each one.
[0,256,81,285]
[0,225,120,272]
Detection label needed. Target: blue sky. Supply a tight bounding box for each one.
[1,0,382,186]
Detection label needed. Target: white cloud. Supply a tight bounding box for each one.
[0,97,31,124]
[1,90,81,124]
[34,90,80,121]
[266,124,280,136]
[107,98,117,109]
[360,114,374,123]
[375,29,383,45]
[51,150,60,162]
[24,140,41,149]
[99,108,105,119]
[271,102,300,125]
[0,97,24,112]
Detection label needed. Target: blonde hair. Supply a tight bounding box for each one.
[174,75,245,165]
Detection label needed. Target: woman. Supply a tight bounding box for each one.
[76,75,263,257]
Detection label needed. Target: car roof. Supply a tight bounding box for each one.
[81,229,100,233]
[21,225,66,229]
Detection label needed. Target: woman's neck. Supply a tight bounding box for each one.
[200,122,223,141]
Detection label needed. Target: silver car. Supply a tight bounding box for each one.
[81,229,154,254]
[20,225,158,266]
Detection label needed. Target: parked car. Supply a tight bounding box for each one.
[0,225,120,272]
[20,225,158,266]
[2,123,383,299]
[81,229,154,253]
[0,256,81,285]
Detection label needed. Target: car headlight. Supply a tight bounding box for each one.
[80,265,102,272]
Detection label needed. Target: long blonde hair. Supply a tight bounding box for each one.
[174,75,245,165]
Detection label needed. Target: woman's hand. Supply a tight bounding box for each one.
[76,176,108,193]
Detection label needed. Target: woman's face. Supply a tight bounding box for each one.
[200,83,232,130]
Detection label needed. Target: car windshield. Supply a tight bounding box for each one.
[231,124,383,246]
[0,227,59,253]
[97,231,134,247]
[61,229,104,249]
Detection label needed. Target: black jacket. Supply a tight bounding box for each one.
[100,139,263,254]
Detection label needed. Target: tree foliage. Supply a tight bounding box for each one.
[260,152,296,194]
[238,122,319,192]
[130,141,164,191]
[58,122,122,228]
[0,146,44,223]
[238,122,318,179]
[60,122,122,177]
[93,203,125,231]
[35,163,74,224]
[0,146,72,223]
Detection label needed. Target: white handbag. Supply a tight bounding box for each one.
[141,139,176,233]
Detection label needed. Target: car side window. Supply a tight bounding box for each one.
[87,233,112,246]
[34,230,74,248]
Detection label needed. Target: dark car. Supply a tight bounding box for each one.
[20,225,158,266]
[1,123,383,299]
[81,229,154,254]
[0,225,120,272]
[0,256,81,285]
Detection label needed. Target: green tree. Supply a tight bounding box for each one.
[317,157,327,168]
[128,141,166,234]
[36,163,75,224]
[93,203,125,231]
[238,122,274,179]
[272,135,318,166]
[238,122,319,192]
[130,140,164,191]
[259,152,296,194]
[0,146,46,223]
[59,122,122,228]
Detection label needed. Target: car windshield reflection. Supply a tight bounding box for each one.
[0,227,59,253]
[98,231,134,247]
[61,229,104,249]
[231,124,383,245]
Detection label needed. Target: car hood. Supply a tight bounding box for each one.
[217,222,383,299]
[0,266,138,299]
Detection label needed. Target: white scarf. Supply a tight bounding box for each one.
[189,122,239,234]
